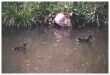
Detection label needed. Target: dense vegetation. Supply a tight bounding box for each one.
[2,2,108,32]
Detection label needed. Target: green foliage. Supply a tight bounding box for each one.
[2,2,108,31]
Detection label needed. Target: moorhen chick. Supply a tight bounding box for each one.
[12,43,27,54]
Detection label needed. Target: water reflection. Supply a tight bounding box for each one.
[53,28,71,42]
[2,28,108,73]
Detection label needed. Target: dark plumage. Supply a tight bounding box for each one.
[12,43,27,54]
[76,35,93,45]
[77,35,93,42]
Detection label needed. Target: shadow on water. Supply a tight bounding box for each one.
[2,27,108,73]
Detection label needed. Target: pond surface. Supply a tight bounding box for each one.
[2,27,108,73]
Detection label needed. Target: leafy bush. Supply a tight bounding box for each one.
[2,2,108,31]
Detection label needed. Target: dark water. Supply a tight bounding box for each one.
[2,27,108,73]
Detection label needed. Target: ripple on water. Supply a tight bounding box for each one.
[38,55,43,59]
[48,55,52,59]
[65,52,70,56]
[53,43,59,47]
[34,67,39,71]
[81,63,85,67]
[65,69,71,72]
